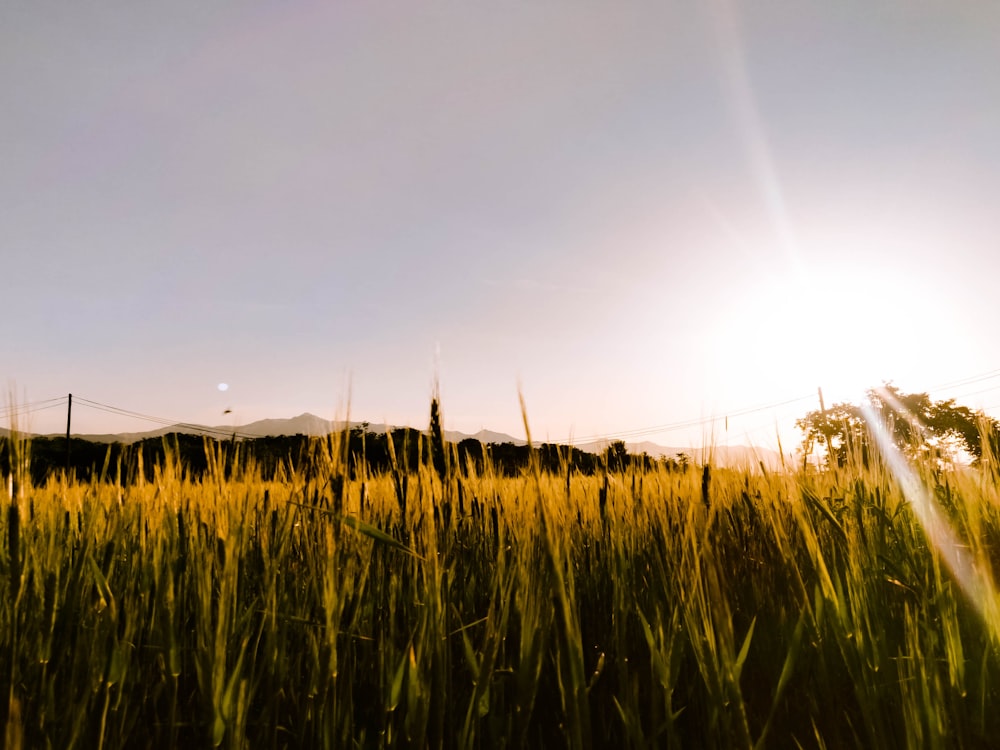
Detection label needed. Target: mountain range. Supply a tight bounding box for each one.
[4,412,788,467]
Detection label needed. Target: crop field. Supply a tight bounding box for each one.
[4,420,1000,749]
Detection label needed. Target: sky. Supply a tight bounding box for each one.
[4,1,1000,451]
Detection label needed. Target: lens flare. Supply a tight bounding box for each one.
[708,0,801,273]
[861,395,1000,639]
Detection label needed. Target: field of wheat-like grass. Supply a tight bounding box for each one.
[4,423,1000,749]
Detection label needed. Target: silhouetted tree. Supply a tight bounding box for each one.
[797,383,1000,466]
[605,440,629,472]
[457,438,485,475]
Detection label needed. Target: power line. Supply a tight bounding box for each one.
[928,368,1000,395]
[74,397,181,427]
[563,392,815,445]
[0,396,68,413]
[939,384,1000,404]
[73,397,258,440]
[20,401,69,416]
[557,367,1000,447]
[0,396,69,420]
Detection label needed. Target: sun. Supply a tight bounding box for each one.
[707,257,956,406]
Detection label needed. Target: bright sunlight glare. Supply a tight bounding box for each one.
[862,393,1000,639]
[707,257,958,405]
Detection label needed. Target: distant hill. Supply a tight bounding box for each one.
[13,412,782,466]
[29,413,344,444]
[457,429,528,446]
[222,413,339,438]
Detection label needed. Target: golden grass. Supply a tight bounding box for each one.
[3,425,1000,748]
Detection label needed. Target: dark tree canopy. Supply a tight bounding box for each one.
[797,383,1000,467]
[605,441,629,473]
[8,429,617,485]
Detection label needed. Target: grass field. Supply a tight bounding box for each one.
[4,414,1000,749]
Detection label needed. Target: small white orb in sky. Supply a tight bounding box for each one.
[217,383,229,392]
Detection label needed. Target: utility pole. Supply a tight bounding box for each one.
[65,393,72,474]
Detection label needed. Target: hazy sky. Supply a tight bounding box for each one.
[5,1,1000,449]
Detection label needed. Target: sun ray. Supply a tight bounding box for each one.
[862,396,1000,641]
[708,0,802,275]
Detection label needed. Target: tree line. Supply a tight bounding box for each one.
[0,427,676,486]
